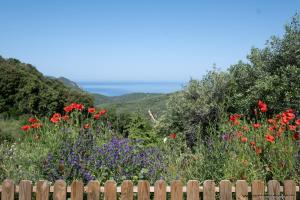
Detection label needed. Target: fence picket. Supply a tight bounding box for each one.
[236,180,247,200]
[87,181,100,200]
[171,180,183,200]
[220,180,231,200]
[203,180,215,200]
[53,180,66,200]
[19,180,32,200]
[284,180,296,200]
[36,180,50,200]
[105,180,117,200]
[1,179,14,200]
[268,180,280,200]
[121,180,133,200]
[154,180,166,200]
[71,180,83,200]
[187,180,200,200]
[251,180,264,200]
[138,181,150,200]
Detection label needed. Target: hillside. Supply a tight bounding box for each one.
[93,93,170,117]
[0,56,93,117]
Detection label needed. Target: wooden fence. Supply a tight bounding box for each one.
[0,179,299,200]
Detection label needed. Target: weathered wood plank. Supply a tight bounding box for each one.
[87,180,100,200]
[121,180,133,200]
[36,180,50,200]
[220,180,231,200]
[71,180,84,200]
[171,180,183,200]
[19,180,32,200]
[268,180,280,200]
[154,180,166,200]
[251,180,264,200]
[138,181,150,200]
[284,180,296,200]
[105,180,117,200]
[236,180,248,200]
[203,180,215,200]
[53,180,66,200]
[1,179,14,200]
[187,180,199,200]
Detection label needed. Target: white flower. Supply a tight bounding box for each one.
[163,137,168,143]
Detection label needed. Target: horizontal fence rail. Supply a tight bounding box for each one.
[0,180,299,200]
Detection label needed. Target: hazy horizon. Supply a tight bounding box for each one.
[1,0,299,82]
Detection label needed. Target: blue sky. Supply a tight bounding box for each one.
[0,0,299,82]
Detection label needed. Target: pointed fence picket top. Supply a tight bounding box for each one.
[187,180,200,200]
[105,180,117,200]
[1,179,14,200]
[154,180,166,200]
[284,180,296,200]
[87,180,100,200]
[268,180,280,200]
[203,180,215,200]
[251,180,264,200]
[19,180,32,200]
[36,180,50,200]
[121,180,133,200]
[138,181,150,200]
[219,180,231,200]
[53,180,66,200]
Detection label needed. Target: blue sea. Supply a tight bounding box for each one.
[76,81,185,96]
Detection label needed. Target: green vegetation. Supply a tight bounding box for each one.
[1,13,300,184]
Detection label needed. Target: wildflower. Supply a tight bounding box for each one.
[236,131,243,137]
[296,119,300,126]
[163,137,168,143]
[267,119,276,124]
[28,117,38,123]
[268,126,276,132]
[255,147,262,154]
[250,141,256,146]
[99,109,107,115]
[31,123,43,129]
[52,113,61,119]
[84,124,90,129]
[233,120,240,126]
[289,125,297,131]
[258,100,267,112]
[93,114,100,120]
[50,117,60,123]
[241,137,247,143]
[21,125,30,131]
[88,107,96,113]
[253,123,261,128]
[265,134,275,143]
[169,133,176,139]
[293,133,299,140]
[74,103,84,111]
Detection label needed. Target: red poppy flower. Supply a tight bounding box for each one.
[296,119,300,126]
[50,117,60,123]
[268,126,276,132]
[252,123,261,128]
[241,137,247,143]
[265,134,275,143]
[31,123,43,129]
[83,124,90,129]
[289,125,297,131]
[74,104,84,111]
[28,117,38,123]
[169,133,177,139]
[267,119,276,124]
[21,125,31,131]
[250,141,256,146]
[93,114,100,120]
[255,147,262,154]
[229,115,236,121]
[52,113,61,119]
[293,133,299,140]
[88,107,96,113]
[258,100,267,112]
[99,109,107,116]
